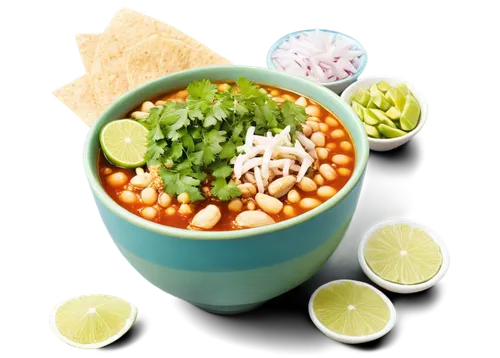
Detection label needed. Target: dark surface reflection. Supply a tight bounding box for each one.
[172,136,447,352]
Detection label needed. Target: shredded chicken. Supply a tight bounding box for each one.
[233,126,316,191]
[147,165,164,191]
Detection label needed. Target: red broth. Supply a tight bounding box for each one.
[99,84,355,231]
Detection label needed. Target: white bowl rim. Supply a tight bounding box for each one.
[340,75,428,144]
[357,218,451,294]
[308,279,397,344]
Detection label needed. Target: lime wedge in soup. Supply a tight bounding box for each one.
[100,119,149,168]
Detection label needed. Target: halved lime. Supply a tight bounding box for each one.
[100,119,148,168]
[378,124,407,138]
[309,280,396,344]
[400,95,421,131]
[364,223,443,285]
[49,294,138,349]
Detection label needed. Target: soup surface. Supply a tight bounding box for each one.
[99,80,355,231]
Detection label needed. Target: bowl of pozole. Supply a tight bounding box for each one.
[83,65,369,314]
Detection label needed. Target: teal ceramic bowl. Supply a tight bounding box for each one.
[83,65,369,314]
[266,29,368,95]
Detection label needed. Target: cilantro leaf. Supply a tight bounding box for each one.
[187,79,217,102]
[211,179,241,201]
[145,140,166,164]
[211,161,233,179]
[149,124,164,141]
[219,140,236,159]
[281,100,307,133]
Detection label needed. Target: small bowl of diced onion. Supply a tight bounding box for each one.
[266,29,368,95]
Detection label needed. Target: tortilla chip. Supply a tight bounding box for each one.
[75,34,101,73]
[127,34,229,88]
[127,37,192,88]
[89,8,231,108]
[52,76,101,126]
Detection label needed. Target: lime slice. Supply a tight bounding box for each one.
[49,294,137,349]
[395,83,410,96]
[351,101,365,121]
[309,280,396,344]
[377,81,392,93]
[364,123,380,138]
[363,108,379,125]
[400,95,421,131]
[385,106,401,120]
[385,87,406,111]
[378,124,407,138]
[371,92,392,111]
[364,223,443,285]
[352,89,371,107]
[100,119,149,168]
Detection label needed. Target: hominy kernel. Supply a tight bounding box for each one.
[306,120,319,132]
[282,94,297,102]
[179,203,193,215]
[102,168,112,176]
[326,142,336,150]
[141,187,158,206]
[317,186,337,199]
[295,96,307,107]
[218,83,231,92]
[319,123,329,133]
[319,164,337,181]
[297,177,317,192]
[158,193,172,208]
[135,167,145,176]
[165,207,176,216]
[302,124,313,137]
[316,147,329,160]
[332,154,351,166]
[299,198,322,210]
[310,132,326,147]
[228,199,243,212]
[283,205,295,217]
[270,89,280,96]
[177,192,190,204]
[141,101,155,112]
[247,201,256,210]
[325,116,339,127]
[308,116,321,123]
[141,207,158,220]
[331,129,345,139]
[119,190,137,204]
[176,90,189,99]
[106,172,128,187]
[287,189,301,203]
[340,141,353,152]
[313,174,325,186]
[305,105,321,117]
[337,168,352,177]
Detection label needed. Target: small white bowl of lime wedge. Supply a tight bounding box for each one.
[358,218,450,294]
[341,76,428,152]
[309,280,397,344]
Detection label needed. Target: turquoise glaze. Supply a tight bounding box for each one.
[83,66,369,314]
[266,29,368,95]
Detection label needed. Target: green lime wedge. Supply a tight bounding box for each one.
[371,109,396,128]
[370,109,389,121]
[377,81,392,93]
[366,98,377,108]
[363,108,380,125]
[378,124,407,138]
[351,101,365,121]
[100,119,149,168]
[395,83,410,96]
[372,92,392,111]
[400,95,420,131]
[364,123,381,138]
[370,84,380,96]
[353,89,371,107]
[385,87,406,111]
[385,106,401,120]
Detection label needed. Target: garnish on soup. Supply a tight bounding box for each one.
[98,78,356,231]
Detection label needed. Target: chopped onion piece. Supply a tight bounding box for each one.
[272,30,364,83]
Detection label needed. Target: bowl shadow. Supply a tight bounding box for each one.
[102,320,146,350]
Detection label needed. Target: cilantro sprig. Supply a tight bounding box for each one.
[139,78,307,202]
